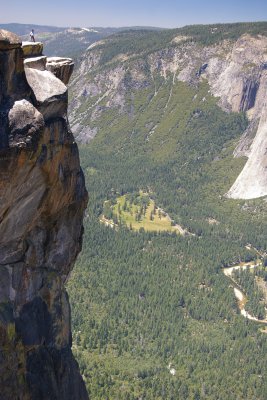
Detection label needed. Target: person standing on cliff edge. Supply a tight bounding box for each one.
[30,29,35,42]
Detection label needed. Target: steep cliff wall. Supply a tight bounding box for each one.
[0,30,88,399]
[69,33,267,199]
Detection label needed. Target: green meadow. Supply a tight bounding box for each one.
[101,192,182,233]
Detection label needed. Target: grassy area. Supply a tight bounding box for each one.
[101,193,182,233]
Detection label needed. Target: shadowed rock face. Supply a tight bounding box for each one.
[0,30,88,400]
[46,57,74,85]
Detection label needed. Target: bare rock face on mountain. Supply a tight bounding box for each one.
[0,30,88,400]
[69,33,267,199]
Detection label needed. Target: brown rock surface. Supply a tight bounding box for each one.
[0,31,88,400]
[22,42,43,57]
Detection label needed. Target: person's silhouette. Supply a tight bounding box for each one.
[30,29,35,42]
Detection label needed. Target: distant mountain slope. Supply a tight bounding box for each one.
[0,23,64,35]
[0,23,164,59]
[69,22,267,199]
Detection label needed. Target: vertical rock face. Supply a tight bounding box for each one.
[70,33,267,199]
[0,30,88,400]
[204,34,267,199]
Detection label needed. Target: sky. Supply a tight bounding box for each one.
[1,0,267,28]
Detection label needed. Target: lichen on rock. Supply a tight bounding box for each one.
[0,30,88,400]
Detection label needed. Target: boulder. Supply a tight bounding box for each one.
[24,55,47,71]
[25,68,68,120]
[8,99,44,146]
[46,57,74,84]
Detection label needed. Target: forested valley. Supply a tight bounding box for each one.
[67,23,267,400]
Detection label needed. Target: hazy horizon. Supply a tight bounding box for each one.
[1,0,267,29]
[1,20,267,30]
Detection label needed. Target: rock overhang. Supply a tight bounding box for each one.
[25,68,68,119]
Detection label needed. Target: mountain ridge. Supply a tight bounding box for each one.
[0,23,164,59]
[69,22,267,199]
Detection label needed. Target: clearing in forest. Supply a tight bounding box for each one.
[101,192,185,234]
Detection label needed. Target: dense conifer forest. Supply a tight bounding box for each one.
[68,23,267,399]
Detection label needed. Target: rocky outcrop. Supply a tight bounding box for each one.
[22,43,74,86]
[22,41,43,57]
[0,29,88,400]
[46,57,74,85]
[24,56,47,71]
[25,68,68,120]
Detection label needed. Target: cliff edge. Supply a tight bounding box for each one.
[0,30,88,399]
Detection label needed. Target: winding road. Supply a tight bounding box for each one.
[223,263,267,324]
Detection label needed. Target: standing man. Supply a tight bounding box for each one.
[30,29,35,42]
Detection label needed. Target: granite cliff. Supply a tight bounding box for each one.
[0,30,88,399]
[69,30,267,200]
